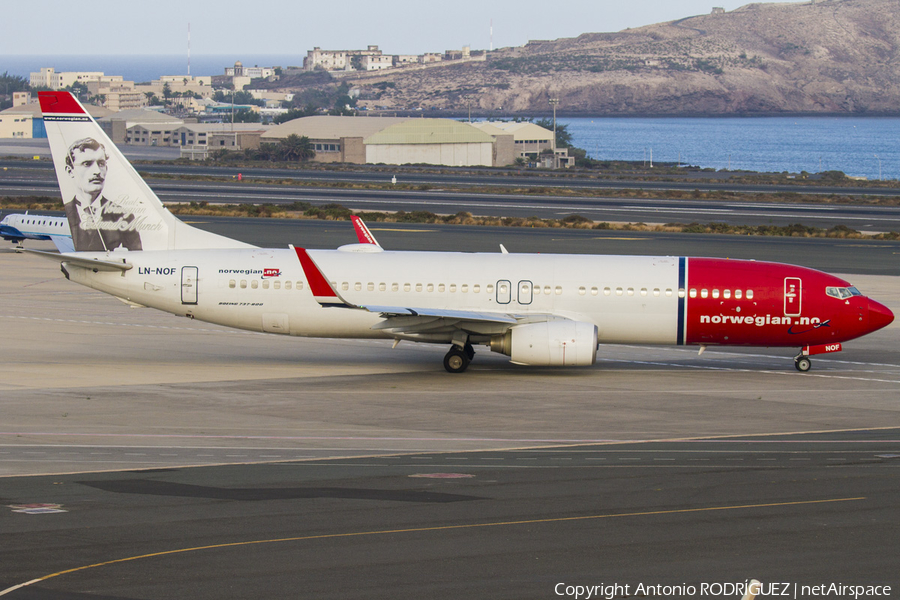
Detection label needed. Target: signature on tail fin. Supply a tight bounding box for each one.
[39,91,253,253]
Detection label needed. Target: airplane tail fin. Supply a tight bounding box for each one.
[38,92,253,253]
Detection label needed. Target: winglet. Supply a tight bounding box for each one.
[291,245,350,307]
[351,215,380,246]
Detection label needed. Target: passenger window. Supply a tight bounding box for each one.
[746,290,753,299]
[689,288,697,298]
[723,289,731,299]
[427,283,434,292]
[701,289,708,299]
[297,282,304,290]
[615,287,623,296]
[734,289,742,299]
[438,284,445,293]
[251,280,258,289]
[626,288,634,296]
[640,288,647,297]
[461,284,468,293]
[392,283,399,292]
[341,282,349,291]
[449,284,456,293]
[285,281,292,290]
[404,283,411,292]
[379,283,386,292]
[653,288,660,297]
[240,280,247,289]
[603,287,611,296]
[262,280,269,289]
[473,284,480,293]
[355,282,362,291]
[712,289,719,299]
[415,283,422,292]
[554,286,562,295]
[591,287,598,296]
[544,285,551,295]
[578,286,586,295]
[274,281,280,290]
[367,282,375,292]
[487,284,495,294]
[229,280,236,289]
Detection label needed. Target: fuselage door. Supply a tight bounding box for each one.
[182,266,199,305]
[784,277,801,317]
[497,279,511,304]
[518,280,533,305]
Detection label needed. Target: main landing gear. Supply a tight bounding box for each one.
[794,354,812,372]
[444,343,475,373]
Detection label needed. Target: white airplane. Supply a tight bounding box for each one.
[22,91,894,373]
[1,212,74,252]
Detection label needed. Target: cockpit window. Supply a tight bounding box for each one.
[826,286,862,299]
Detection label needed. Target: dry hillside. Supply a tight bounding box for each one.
[329,0,900,115]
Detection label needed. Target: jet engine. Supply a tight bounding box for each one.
[490,321,598,366]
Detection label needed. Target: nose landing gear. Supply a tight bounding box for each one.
[794,355,811,372]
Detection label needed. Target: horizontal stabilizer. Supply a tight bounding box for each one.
[19,248,132,272]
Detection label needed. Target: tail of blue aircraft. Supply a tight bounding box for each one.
[38,91,253,253]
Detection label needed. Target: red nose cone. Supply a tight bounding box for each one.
[868,299,895,333]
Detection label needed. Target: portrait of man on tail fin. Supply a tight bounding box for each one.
[64,137,143,252]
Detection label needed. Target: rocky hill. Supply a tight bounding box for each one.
[327,0,900,115]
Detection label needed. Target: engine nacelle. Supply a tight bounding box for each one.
[491,321,598,366]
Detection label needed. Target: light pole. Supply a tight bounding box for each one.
[549,98,559,150]
[549,97,559,169]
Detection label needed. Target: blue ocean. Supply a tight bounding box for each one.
[560,117,900,181]
[5,55,899,180]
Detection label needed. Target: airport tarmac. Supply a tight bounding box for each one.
[1,233,899,598]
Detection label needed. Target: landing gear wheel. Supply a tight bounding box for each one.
[444,347,470,373]
[794,356,811,372]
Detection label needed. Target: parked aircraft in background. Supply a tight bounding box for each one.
[21,92,894,372]
[1,212,74,252]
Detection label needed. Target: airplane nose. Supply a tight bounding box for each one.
[868,299,894,333]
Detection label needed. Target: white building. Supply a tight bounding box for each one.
[29,68,123,90]
[361,55,393,71]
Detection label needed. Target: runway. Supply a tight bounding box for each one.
[1,228,899,598]
[4,160,900,231]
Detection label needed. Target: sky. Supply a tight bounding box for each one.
[4,0,795,56]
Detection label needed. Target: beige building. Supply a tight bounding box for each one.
[0,106,36,139]
[29,68,123,90]
[86,80,146,111]
[361,55,393,71]
[135,76,215,100]
[0,102,111,139]
[365,119,495,167]
[261,116,511,167]
[262,116,408,163]
[98,109,184,145]
[304,45,383,71]
[470,121,573,167]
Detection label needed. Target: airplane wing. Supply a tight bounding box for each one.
[18,248,132,272]
[292,246,532,336]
